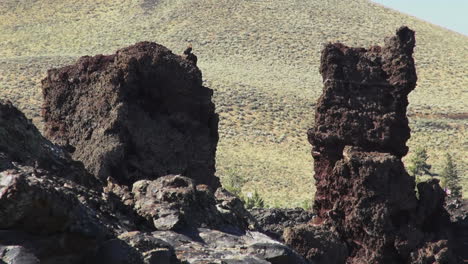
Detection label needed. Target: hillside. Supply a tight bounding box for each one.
[0,0,467,207]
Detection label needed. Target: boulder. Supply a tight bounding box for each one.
[42,42,219,188]
[131,175,256,231]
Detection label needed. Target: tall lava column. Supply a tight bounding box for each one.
[307,27,456,263]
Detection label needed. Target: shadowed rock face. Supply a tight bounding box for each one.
[0,99,95,187]
[446,199,468,262]
[42,42,219,188]
[0,100,142,263]
[285,27,459,264]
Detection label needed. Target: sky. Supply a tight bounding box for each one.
[371,0,468,36]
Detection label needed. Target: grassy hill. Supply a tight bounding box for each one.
[1,0,467,207]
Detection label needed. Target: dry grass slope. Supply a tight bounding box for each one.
[1,0,467,207]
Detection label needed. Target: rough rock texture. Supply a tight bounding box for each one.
[249,208,315,241]
[1,92,305,262]
[0,100,95,187]
[0,101,142,263]
[91,231,179,264]
[92,229,308,264]
[42,41,219,188]
[446,199,468,262]
[0,245,39,264]
[149,228,308,264]
[286,27,460,263]
[284,224,347,264]
[131,175,258,231]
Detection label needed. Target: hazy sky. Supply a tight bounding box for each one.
[371,0,468,35]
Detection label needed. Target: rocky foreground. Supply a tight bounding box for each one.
[0,27,466,263]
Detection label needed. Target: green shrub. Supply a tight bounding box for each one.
[301,199,313,210]
[244,190,265,209]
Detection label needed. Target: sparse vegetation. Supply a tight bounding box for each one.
[1,0,466,206]
[244,190,265,209]
[440,153,462,199]
[221,167,246,198]
[301,199,313,211]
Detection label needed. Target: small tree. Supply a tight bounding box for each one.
[440,153,462,198]
[407,147,432,182]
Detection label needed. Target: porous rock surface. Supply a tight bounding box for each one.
[42,41,219,188]
[249,208,315,241]
[285,27,460,264]
[446,198,468,262]
[284,224,347,264]
[1,43,307,263]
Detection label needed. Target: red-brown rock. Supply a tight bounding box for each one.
[286,27,460,263]
[42,42,219,188]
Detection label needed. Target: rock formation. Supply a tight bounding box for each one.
[42,42,219,188]
[285,27,460,263]
[1,43,308,263]
[3,27,463,264]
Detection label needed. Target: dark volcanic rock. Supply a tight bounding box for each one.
[286,27,460,263]
[132,175,257,231]
[91,231,180,264]
[249,208,315,241]
[150,228,308,264]
[446,199,468,262]
[0,100,95,187]
[0,245,39,264]
[311,26,416,159]
[0,101,140,263]
[42,42,219,188]
[284,224,347,264]
[2,72,304,263]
